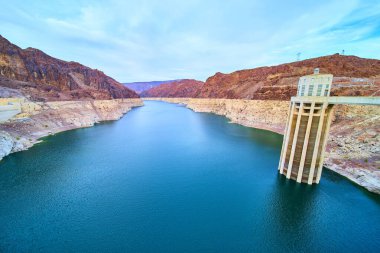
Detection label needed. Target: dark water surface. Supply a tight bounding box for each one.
[1,101,379,252]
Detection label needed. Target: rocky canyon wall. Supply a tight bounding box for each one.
[197,54,380,100]
[0,35,139,101]
[0,98,143,161]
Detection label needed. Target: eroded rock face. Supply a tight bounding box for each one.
[0,35,139,101]
[141,79,204,97]
[198,54,380,100]
[0,98,143,160]
[146,98,380,194]
[0,131,14,159]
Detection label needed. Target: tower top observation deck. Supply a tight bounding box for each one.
[297,68,333,97]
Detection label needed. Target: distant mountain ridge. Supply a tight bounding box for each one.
[0,35,139,101]
[123,80,180,94]
[141,79,204,97]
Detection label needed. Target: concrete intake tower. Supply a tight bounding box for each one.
[278,68,379,184]
[278,68,333,184]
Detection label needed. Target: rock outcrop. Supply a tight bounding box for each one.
[0,35,139,101]
[146,98,380,194]
[0,130,13,159]
[0,98,143,161]
[141,79,204,97]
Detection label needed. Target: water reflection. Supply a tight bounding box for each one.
[247,128,283,148]
[257,175,319,251]
[191,111,283,150]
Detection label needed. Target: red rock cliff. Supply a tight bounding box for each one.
[198,54,380,100]
[0,35,139,101]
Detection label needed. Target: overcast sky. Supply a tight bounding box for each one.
[0,0,379,82]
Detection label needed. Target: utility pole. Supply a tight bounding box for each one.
[296,52,301,61]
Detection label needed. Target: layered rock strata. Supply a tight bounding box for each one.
[197,54,380,100]
[0,35,139,101]
[0,98,143,160]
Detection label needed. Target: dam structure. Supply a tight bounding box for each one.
[278,68,380,184]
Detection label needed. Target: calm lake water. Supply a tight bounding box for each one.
[0,101,379,252]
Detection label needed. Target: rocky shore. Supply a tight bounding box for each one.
[0,98,143,161]
[145,97,380,194]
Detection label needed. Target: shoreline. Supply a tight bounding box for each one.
[0,98,144,161]
[144,97,380,194]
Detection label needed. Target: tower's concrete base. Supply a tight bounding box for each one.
[278,98,333,184]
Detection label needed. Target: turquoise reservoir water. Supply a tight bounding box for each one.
[0,101,379,252]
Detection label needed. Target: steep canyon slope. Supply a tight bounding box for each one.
[0,35,138,101]
[198,54,380,99]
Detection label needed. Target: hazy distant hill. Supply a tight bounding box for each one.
[141,79,204,97]
[123,80,180,94]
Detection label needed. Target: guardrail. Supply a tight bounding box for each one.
[291,96,380,105]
